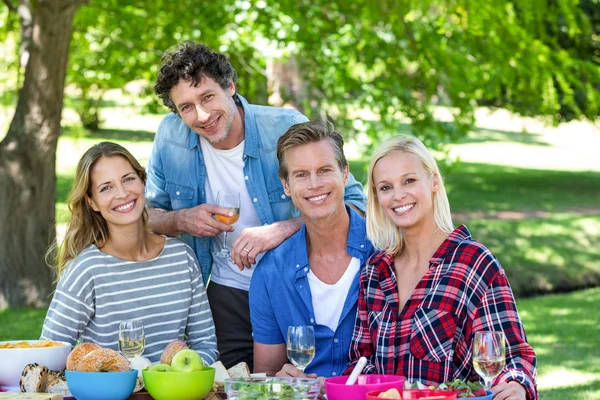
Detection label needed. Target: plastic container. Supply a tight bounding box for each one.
[142,367,215,400]
[65,369,137,400]
[225,377,321,399]
[324,374,406,400]
[367,388,458,399]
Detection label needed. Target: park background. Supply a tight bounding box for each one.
[0,1,599,399]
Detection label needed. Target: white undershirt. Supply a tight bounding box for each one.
[307,257,360,332]
[201,137,264,291]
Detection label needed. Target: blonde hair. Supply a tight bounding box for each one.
[48,142,147,279]
[366,135,453,255]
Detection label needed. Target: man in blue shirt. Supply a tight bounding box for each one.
[145,42,366,369]
[250,121,375,378]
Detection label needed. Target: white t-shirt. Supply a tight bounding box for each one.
[201,137,264,291]
[307,257,360,332]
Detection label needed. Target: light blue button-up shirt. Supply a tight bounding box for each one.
[249,206,375,377]
[146,94,367,283]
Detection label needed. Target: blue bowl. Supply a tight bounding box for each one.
[65,369,137,400]
[472,390,493,400]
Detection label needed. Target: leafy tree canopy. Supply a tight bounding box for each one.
[2,0,598,147]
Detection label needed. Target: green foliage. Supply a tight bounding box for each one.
[3,0,599,146]
[269,0,599,146]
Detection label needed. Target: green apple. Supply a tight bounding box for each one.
[170,349,204,372]
[148,363,172,372]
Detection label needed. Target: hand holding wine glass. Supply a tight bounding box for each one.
[213,191,241,259]
[286,325,316,372]
[473,331,506,392]
[118,319,145,360]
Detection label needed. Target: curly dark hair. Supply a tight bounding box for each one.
[154,41,238,113]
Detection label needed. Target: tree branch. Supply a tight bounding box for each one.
[3,0,17,12]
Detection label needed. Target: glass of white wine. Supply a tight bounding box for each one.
[473,331,506,391]
[213,191,241,259]
[118,319,145,359]
[286,325,315,372]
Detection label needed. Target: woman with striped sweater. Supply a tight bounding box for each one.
[41,142,218,364]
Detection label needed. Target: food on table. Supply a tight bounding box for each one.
[65,343,101,371]
[159,339,188,365]
[437,379,487,398]
[210,360,251,393]
[147,363,172,372]
[128,355,152,392]
[18,364,71,397]
[405,379,487,398]
[0,393,63,399]
[0,340,64,349]
[227,362,251,379]
[211,361,230,387]
[226,377,320,400]
[377,388,401,398]
[43,371,70,396]
[20,364,48,393]
[76,348,130,372]
[148,340,206,374]
[170,349,204,372]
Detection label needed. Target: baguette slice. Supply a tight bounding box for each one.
[210,361,231,386]
[227,361,251,378]
[19,364,48,393]
[45,371,70,397]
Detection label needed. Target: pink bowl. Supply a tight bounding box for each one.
[367,388,457,399]
[324,374,406,400]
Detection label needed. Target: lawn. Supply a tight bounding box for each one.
[52,120,600,297]
[3,288,598,399]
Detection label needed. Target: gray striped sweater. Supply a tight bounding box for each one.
[41,237,218,364]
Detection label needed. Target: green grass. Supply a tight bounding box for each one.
[458,215,600,296]
[348,160,600,214]
[445,163,600,214]
[518,288,600,400]
[3,289,599,399]
[0,308,48,340]
[52,128,600,295]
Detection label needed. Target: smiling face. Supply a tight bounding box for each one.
[282,140,349,223]
[372,151,439,231]
[170,76,240,149]
[87,156,146,229]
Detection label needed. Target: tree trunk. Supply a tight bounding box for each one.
[267,56,307,111]
[0,0,80,309]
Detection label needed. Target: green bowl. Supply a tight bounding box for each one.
[142,367,215,400]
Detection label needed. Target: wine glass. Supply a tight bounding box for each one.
[118,319,145,360]
[473,331,506,391]
[213,191,241,259]
[286,325,316,372]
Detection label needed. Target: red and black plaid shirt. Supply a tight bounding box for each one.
[345,225,538,400]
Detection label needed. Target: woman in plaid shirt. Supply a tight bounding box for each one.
[346,136,538,400]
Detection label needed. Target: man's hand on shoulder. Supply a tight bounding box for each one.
[231,218,303,270]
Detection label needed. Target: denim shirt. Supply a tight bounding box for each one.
[146,94,367,283]
[249,206,375,377]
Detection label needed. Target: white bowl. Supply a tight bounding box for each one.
[0,340,72,390]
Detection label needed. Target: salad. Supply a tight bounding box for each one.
[405,379,487,398]
[225,377,320,400]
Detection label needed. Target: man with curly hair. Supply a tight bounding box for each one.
[146,42,366,369]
